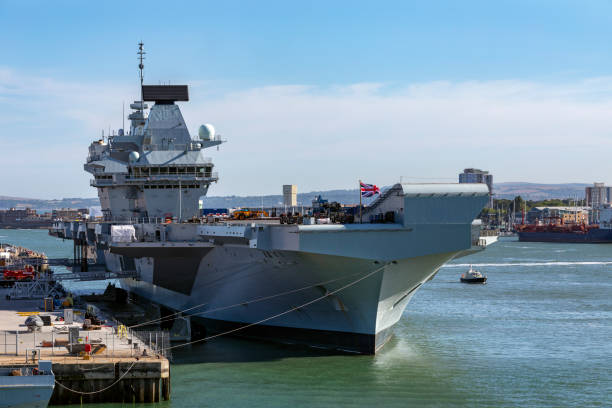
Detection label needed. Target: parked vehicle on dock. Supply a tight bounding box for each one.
[232,209,268,220]
[3,265,36,281]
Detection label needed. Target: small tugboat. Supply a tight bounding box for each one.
[0,360,55,408]
[460,265,487,284]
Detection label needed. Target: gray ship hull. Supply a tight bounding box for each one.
[113,246,458,353]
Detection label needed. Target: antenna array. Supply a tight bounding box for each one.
[138,42,146,99]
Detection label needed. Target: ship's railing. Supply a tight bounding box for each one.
[125,217,165,224]
[132,158,214,168]
[125,173,218,182]
[90,173,218,186]
[142,140,220,151]
[96,217,173,225]
[52,217,165,227]
[90,179,114,186]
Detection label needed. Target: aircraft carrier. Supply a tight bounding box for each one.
[50,44,490,353]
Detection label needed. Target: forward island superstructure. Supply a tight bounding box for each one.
[87,85,222,222]
[50,45,490,353]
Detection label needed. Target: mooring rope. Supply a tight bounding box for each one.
[51,263,388,395]
[53,360,137,395]
[163,262,389,351]
[128,268,371,329]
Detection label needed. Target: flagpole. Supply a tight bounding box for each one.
[359,180,362,224]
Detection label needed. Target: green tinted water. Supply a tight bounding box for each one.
[2,230,610,407]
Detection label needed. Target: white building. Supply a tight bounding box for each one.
[283,185,297,207]
[585,182,612,208]
[585,182,612,223]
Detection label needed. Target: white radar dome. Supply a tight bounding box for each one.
[129,151,140,162]
[198,124,215,141]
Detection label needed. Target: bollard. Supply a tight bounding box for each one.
[4,331,6,355]
[15,332,18,356]
[52,330,54,356]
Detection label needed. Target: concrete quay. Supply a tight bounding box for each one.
[0,288,171,405]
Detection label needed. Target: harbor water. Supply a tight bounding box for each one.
[1,229,610,407]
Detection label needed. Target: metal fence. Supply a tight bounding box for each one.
[130,329,172,360]
[0,326,170,361]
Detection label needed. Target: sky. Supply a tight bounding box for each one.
[2,1,612,199]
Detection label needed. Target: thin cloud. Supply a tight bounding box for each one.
[2,67,612,198]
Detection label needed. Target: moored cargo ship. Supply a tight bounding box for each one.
[516,206,612,243]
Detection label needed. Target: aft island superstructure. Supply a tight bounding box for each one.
[50,46,490,353]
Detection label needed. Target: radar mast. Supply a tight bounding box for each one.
[137,42,146,100]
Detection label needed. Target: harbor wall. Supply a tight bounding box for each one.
[50,359,170,405]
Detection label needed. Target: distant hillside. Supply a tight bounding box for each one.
[0,190,365,211]
[0,197,101,212]
[0,182,593,211]
[495,183,589,200]
[203,189,363,208]
[184,183,595,207]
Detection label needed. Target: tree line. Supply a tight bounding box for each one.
[478,196,585,223]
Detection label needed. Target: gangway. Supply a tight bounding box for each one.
[0,258,73,269]
[7,270,138,299]
[8,279,62,300]
[53,270,138,282]
[22,258,77,267]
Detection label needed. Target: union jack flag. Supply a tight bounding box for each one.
[360,181,380,198]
